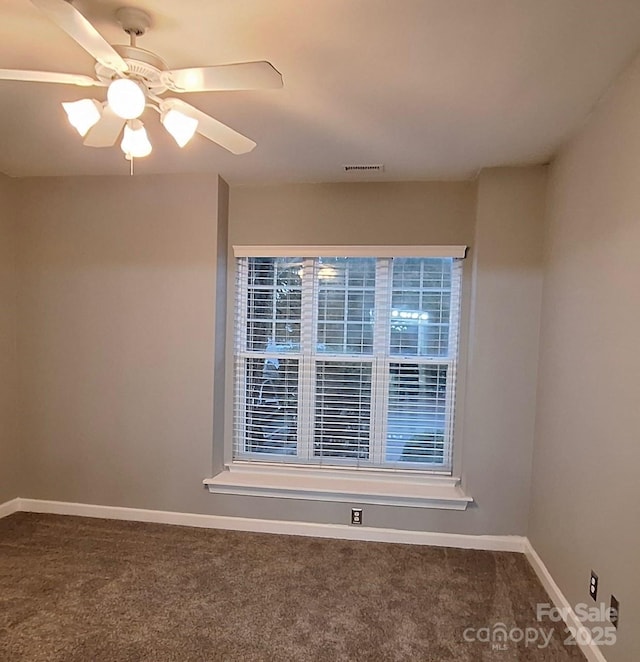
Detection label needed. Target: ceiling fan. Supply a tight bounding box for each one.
[0,0,283,159]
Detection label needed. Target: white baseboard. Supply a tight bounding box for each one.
[14,497,526,551]
[524,541,608,662]
[0,498,20,519]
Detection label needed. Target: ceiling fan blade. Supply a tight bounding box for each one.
[83,106,126,147]
[31,0,128,73]
[162,61,283,93]
[0,68,98,86]
[162,99,256,154]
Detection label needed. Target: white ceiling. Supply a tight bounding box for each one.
[1,0,640,183]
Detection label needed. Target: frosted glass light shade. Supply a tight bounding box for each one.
[161,108,198,147]
[120,119,152,158]
[107,78,146,120]
[62,99,102,136]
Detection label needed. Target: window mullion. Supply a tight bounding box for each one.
[297,257,316,462]
[370,258,391,465]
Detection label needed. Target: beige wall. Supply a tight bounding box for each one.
[529,54,640,661]
[229,176,546,534]
[464,167,546,533]
[229,181,473,246]
[10,174,547,536]
[0,174,20,503]
[15,174,221,513]
[212,176,229,473]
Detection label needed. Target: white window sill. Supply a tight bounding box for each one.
[204,463,473,510]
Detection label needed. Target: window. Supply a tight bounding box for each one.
[233,248,464,473]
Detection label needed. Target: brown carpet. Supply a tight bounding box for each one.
[0,513,585,662]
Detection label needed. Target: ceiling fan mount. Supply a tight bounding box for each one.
[116,6,152,38]
[0,0,284,158]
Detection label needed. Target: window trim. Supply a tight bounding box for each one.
[204,463,473,510]
[204,244,473,511]
[234,254,462,470]
[233,245,467,258]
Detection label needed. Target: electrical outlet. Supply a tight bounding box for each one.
[351,508,363,525]
[589,571,598,601]
[610,595,619,629]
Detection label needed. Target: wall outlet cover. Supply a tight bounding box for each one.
[610,595,619,629]
[589,571,598,601]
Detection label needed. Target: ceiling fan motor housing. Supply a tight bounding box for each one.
[93,8,168,94]
[95,45,168,95]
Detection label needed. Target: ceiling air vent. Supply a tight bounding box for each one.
[343,164,384,173]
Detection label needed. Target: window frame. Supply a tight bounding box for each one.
[230,245,467,475]
[207,245,472,510]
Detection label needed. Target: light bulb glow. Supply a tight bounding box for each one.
[120,120,152,158]
[161,108,198,147]
[107,78,146,120]
[62,99,102,136]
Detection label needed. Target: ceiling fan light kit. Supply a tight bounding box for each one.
[120,119,152,158]
[106,78,146,120]
[161,108,199,147]
[1,0,283,163]
[61,98,102,136]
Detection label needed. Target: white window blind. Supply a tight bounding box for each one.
[233,252,464,472]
